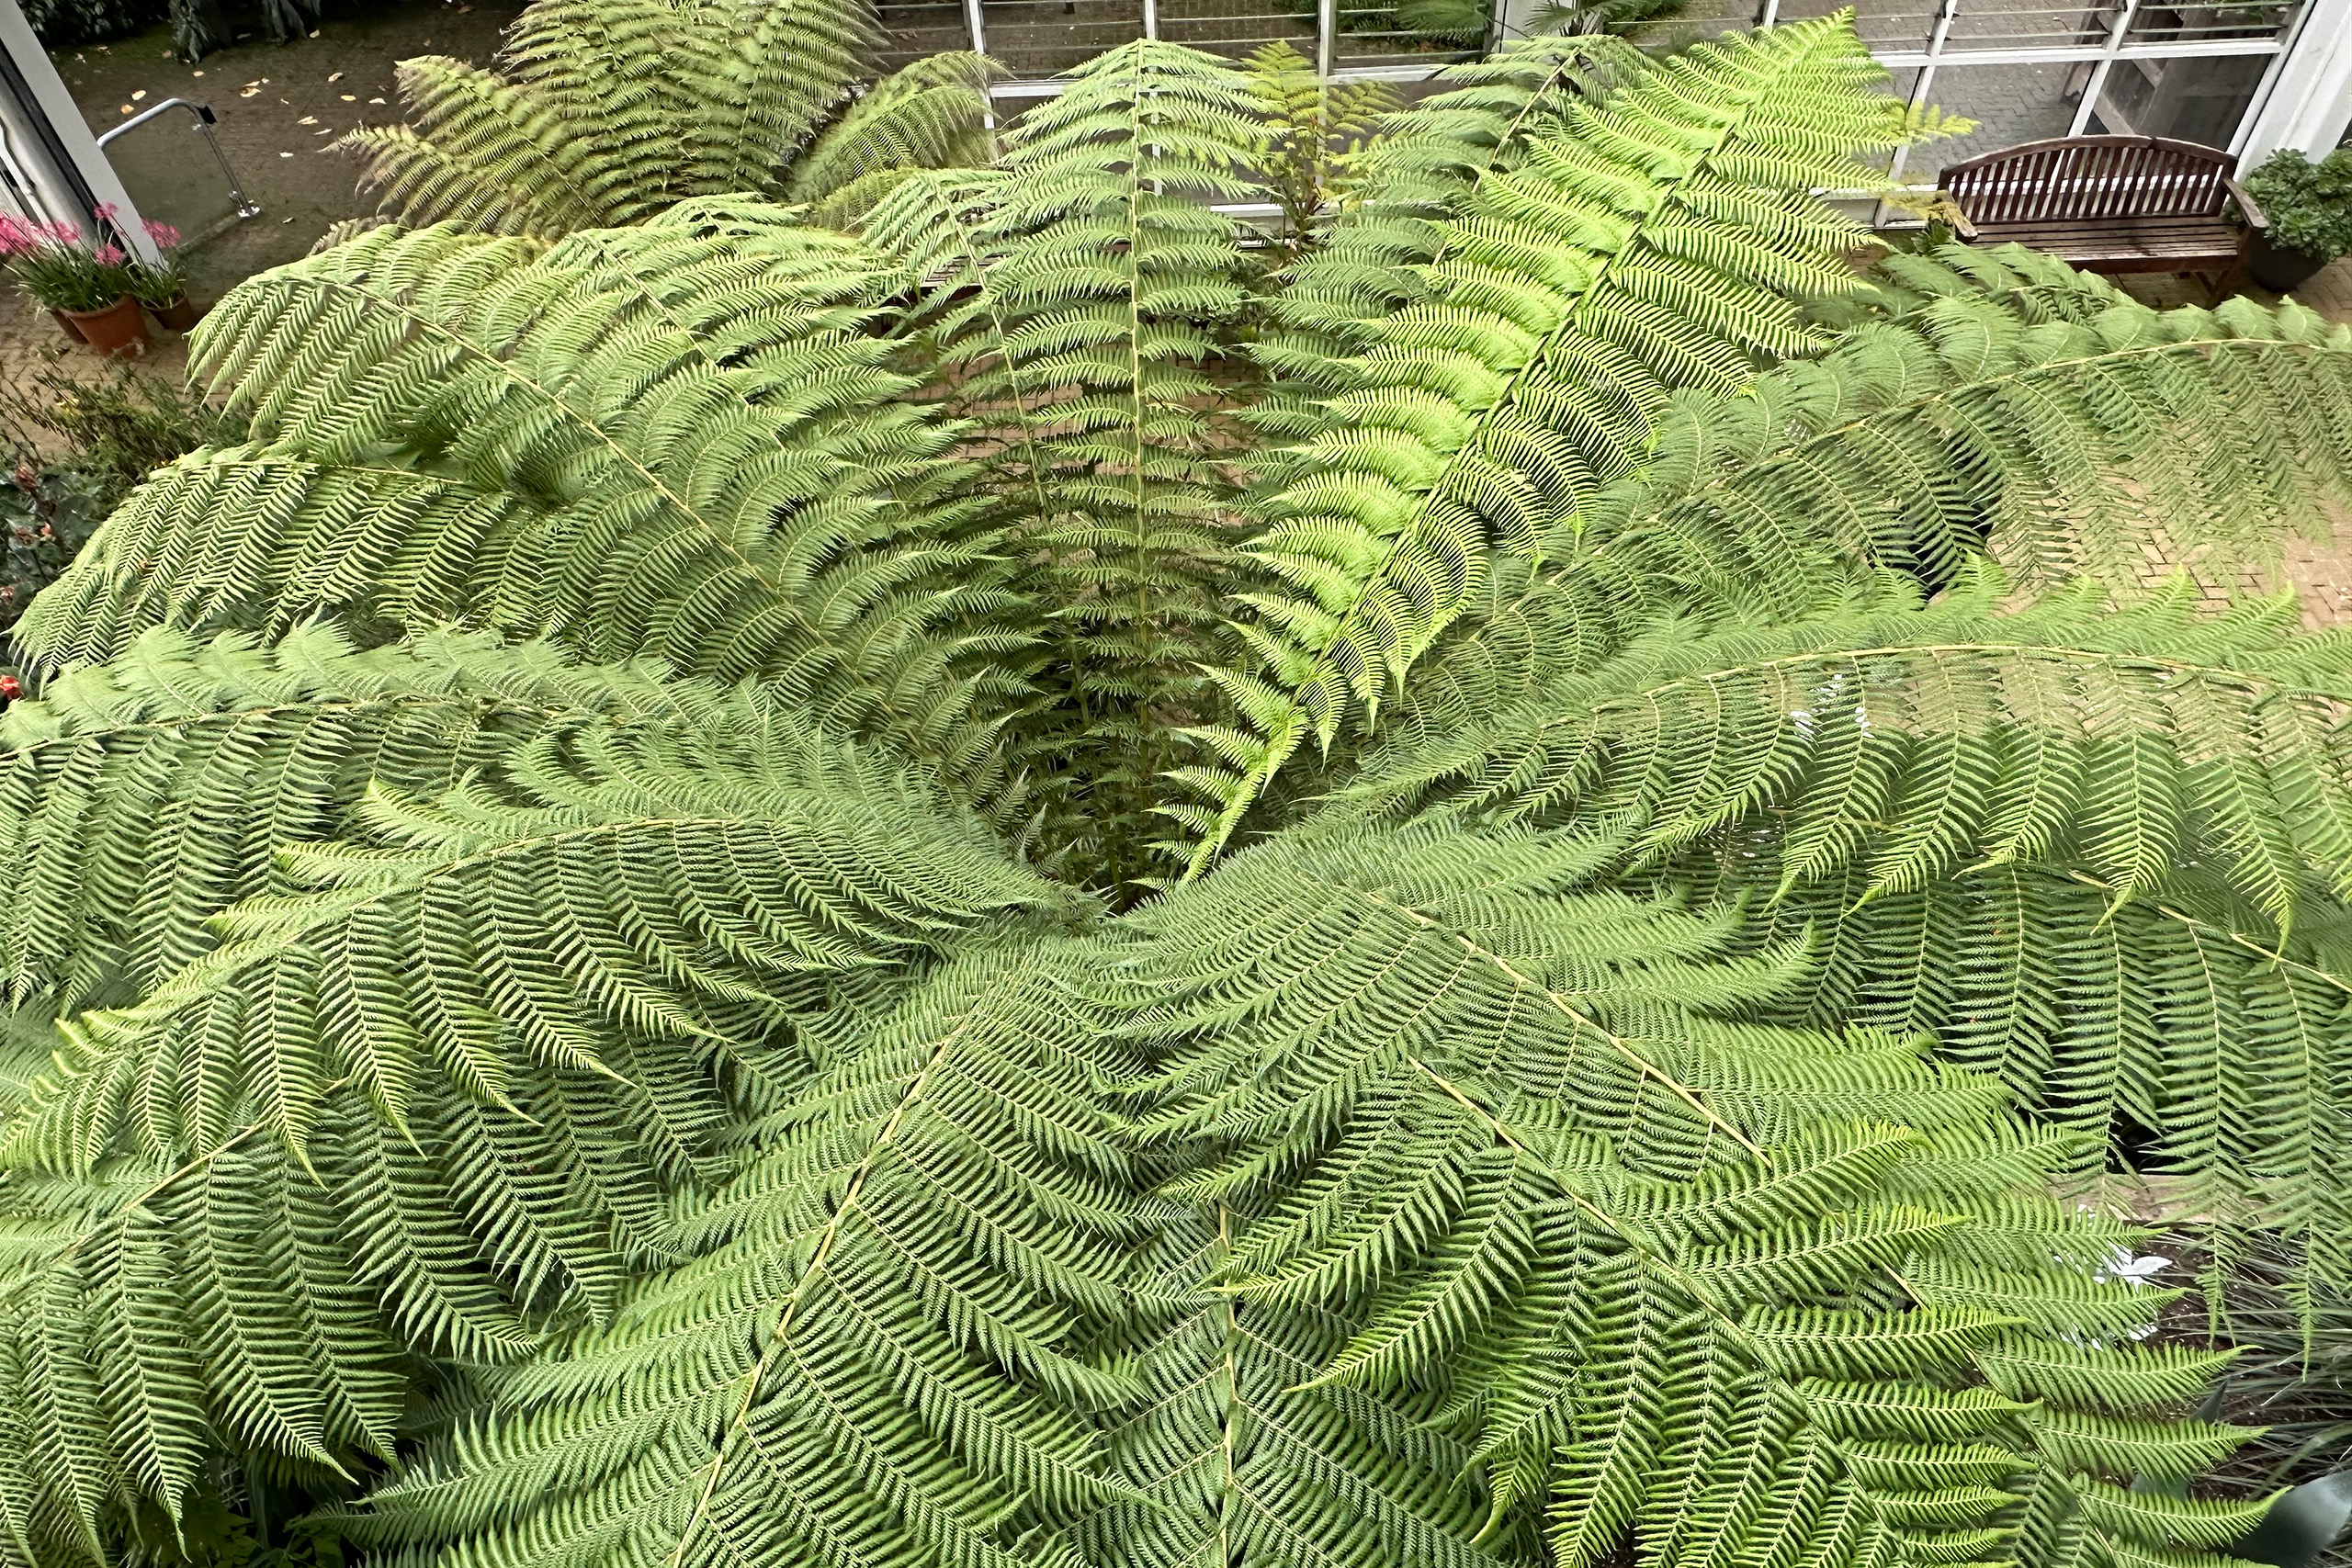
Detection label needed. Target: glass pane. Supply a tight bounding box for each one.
[1940,0,2112,51]
[1774,0,1936,56]
[1900,61,2086,184]
[2123,0,2292,44]
[1330,0,1488,72]
[100,108,244,250]
[1610,0,1758,49]
[2090,51,2270,147]
[982,0,1147,76]
[877,0,974,71]
[1158,0,1318,58]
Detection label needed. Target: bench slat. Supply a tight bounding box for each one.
[1938,135,2257,282]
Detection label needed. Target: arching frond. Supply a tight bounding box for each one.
[15,207,1015,773]
[0,623,793,1013]
[863,41,1271,886]
[14,667,1061,1168]
[1091,818,2265,1568]
[340,0,877,236]
[1178,18,1951,873]
[786,53,998,229]
[1351,582,2352,926]
[342,944,1146,1568]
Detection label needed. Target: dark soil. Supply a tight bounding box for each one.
[48,0,527,302]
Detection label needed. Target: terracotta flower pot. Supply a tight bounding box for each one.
[48,309,85,344]
[57,295,149,358]
[145,291,202,332]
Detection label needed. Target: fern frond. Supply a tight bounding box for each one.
[1094,815,2256,1568]
[1350,583,2352,923]
[1182,18,1919,874]
[786,53,997,229]
[343,944,1143,1568]
[17,669,1061,1166]
[865,41,1272,886]
[16,208,1016,774]
[0,623,784,1013]
[343,0,878,236]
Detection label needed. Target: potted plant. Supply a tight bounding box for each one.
[2241,147,2352,293]
[127,218,201,331]
[0,212,147,357]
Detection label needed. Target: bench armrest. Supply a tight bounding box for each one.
[2225,175,2268,234]
[1942,200,1979,243]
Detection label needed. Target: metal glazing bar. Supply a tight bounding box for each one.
[1871,35,2286,65]
[2066,0,2136,135]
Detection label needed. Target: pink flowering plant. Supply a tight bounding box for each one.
[0,210,132,313]
[126,217,188,308]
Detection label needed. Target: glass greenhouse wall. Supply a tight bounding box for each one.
[872,0,2338,187]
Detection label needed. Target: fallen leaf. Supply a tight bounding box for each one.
[119,103,132,114]
[279,151,293,157]
[240,87,259,96]
[309,28,320,36]
[191,70,202,76]
[297,114,318,124]
[130,88,146,99]
[314,126,332,134]
[368,96,386,103]
[340,94,356,100]
[328,70,344,80]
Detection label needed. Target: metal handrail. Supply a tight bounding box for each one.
[96,96,260,222]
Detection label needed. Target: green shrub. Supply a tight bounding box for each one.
[2244,147,2352,261]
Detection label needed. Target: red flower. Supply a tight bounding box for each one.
[0,674,22,703]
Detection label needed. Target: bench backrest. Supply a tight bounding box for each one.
[1938,136,2236,224]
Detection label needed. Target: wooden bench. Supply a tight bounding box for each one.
[1937,135,2267,292]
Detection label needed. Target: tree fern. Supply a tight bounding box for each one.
[1238,42,1397,261]
[7,17,2352,1568]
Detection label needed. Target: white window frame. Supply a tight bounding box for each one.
[1747,0,2309,186]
